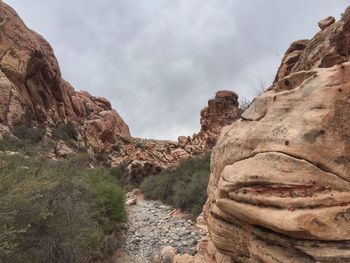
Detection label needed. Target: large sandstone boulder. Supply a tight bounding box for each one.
[0,2,131,150]
[205,7,350,262]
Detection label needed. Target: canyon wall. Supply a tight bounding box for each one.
[0,2,131,151]
[205,7,350,263]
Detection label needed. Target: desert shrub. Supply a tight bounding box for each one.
[87,168,126,231]
[94,151,111,167]
[0,154,125,263]
[140,152,211,217]
[0,135,54,156]
[109,166,129,189]
[12,125,45,142]
[0,125,46,153]
[0,135,26,151]
[52,122,77,141]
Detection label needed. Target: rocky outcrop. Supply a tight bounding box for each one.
[274,9,350,83]
[318,16,336,30]
[197,90,239,147]
[109,91,240,181]
[205,7,350,263]
[179,90,239,149]
[0,2,131,151]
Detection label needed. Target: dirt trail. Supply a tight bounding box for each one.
[114,195,205,263]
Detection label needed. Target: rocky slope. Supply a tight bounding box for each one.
[110,90,240,181]
[205,8,350,263]
[0,1,241,168]
[0,2,131,151]
[116,194,206,263]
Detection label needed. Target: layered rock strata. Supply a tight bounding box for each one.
[0,2,131,151]
[205,10,350,263]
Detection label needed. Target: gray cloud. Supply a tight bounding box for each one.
[5,0,349,139]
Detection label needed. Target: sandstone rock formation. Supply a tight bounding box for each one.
[318,16,336,30]
[176,90,239,150]
[197,90,239,147]
[109,91,240,181]
[274,9,350,83]
[0,2,130,151]
[205,7,350,263]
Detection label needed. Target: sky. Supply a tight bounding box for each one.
[4,0,350,140]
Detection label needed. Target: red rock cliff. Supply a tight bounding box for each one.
[0,2,131,150]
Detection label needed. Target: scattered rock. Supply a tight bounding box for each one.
[116,198,206,263]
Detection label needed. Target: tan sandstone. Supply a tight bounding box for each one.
[205,6,350,262]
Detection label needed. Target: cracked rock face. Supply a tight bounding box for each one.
[205,63,350,263]
[205,6,350,263]
[0,2,131,150]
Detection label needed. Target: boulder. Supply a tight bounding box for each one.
[318,16,336,30]
[153,246,177,263]
[274,7,350,83]
[126,198,137,206]
[55,140,74,158]
[205,62,350,262]
[205,6,350,262]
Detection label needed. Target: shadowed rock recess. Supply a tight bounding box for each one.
[0,2,131,151]
[205,6,350,263]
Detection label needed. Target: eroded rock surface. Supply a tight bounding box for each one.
[0,2,131,151]
[109,90,240,179]
[205,7,350,263]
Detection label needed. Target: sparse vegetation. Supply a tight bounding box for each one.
[12,124,45,142]
[52,122,77,142]
[140,152,211,217]
[239,97,253,112]
[0,125,48,154]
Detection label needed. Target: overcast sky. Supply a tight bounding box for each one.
[5,1,349,140]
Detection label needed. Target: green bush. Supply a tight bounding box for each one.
[109,166,129,189]
[0,125,46,153]
[0,135,26,152]
[52,122,77,141]
[87,168,126,230]
[140,152,211,217]
[0,154,126,263]
[0,135,54,156]
[12,125,45,142]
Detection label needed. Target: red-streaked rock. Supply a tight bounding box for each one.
[205,6,350,262]
[0,2,131,151]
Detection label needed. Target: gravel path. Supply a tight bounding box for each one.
[115,195,205,263]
